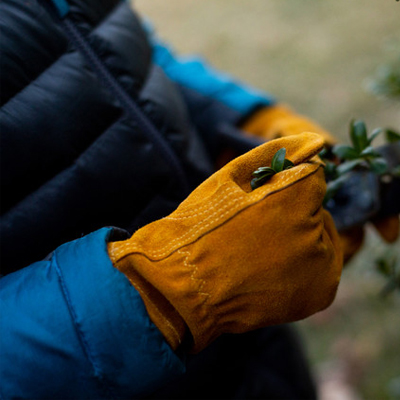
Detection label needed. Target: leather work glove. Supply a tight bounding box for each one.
[108,132,343,353]
[241,104,337,146]
[241,105,399,263]
[340,216,399,264]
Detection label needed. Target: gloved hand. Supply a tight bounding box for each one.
[241,104,336,146]
[108,132,343,353]
[241,105,399,263]
[340,216,399,263]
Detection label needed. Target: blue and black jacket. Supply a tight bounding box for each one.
[0,0,278,398]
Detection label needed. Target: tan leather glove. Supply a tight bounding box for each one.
[242,104,336,146]
[108,132,343,353]
[340,216,400,264]
[241,105,399,263]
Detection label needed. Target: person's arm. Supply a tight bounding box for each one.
[1,134,344,399]
[144,23,398,264]
[146,23,276,120]
[145,23,335,148]
[107,133,343,353]
[0,228,185,399]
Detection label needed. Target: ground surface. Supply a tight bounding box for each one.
[133,1,400,399]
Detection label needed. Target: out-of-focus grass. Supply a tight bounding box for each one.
[134,1,400,398]
[300,229,400,400]
[134,0,400,143]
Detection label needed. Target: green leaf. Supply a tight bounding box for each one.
[367,128,383,146]
[376,257,392,277]
[319,147,328,159]
[251,174,274,190]
[368,157,388,175]
[252,167,275,177]
[337,159,364,175]
[360,146,380,159]
[324,161,338,179]
[271,148,287,172]
[385,129,400,143]
[375,255,400,297]
[283,159,294,170]
[350,120,368,153]
[250,179,260,191]
[332,144,359,160]
[251,147,294,190]
[323,175,347,206]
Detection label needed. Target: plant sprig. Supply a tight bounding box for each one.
[332,119,388,175]
[251,148,294,190]
[375,254,400,297]
[323,120,400,205]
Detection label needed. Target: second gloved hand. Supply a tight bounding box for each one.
[108,132,343,353]
[241,104,336,146]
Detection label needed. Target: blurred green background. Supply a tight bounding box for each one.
[134,1,400,399]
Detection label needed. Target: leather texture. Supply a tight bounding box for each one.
[109,132,343,352]
[242,104,336,145]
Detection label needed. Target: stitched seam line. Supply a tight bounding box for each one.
[110,164,309,260]
[165,187,239,220]
[109,192,245,260]
[165,195,243,225]
[109,186,245,260]
[179,248,210,301]
[166,185,236,218]
[110,164,313,260]
[52,252,114,398]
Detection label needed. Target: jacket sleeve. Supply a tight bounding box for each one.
[0,227,185,399]
[143,21,277,158]
[146,24,276,118]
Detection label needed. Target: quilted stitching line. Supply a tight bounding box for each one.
[52,251,115,398]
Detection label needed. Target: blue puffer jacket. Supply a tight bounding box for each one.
[0,0,275,398]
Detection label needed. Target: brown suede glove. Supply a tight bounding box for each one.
[242,104,336,146]
[340,216,400,263]
[108,132,343,353]
[241,105,399,263]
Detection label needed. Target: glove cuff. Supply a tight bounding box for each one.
[108,247,188,351]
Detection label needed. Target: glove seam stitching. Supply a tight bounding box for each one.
[179,248,211,301]
[167,189,243,222]
[165,186,238,219]
[110,164,316,260]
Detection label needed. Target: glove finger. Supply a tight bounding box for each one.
[228,131,325,192]
[338,226,365,264]
[371,215,400,243]
[323,209,346,268]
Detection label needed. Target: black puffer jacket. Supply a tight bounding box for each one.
[0,0,274,274]
[0,2,320,399]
